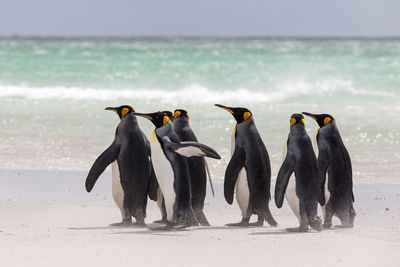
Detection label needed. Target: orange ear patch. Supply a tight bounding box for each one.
[324,117,331,126]
[243,112,251,121]
[121,108,129,118]
[174,110,181,119]
[163,116,170,126]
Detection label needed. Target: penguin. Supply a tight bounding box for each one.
[275,114,322,232]
[152,110,174,224]
[85,105,158,225]
[133,111,221,228]
[172,109,214,226]
[303,112,355,228]
[215,104,277,227]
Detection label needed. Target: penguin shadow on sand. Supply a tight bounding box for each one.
[249,223,351,236]
[67,223,148,231]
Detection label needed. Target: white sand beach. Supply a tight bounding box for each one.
[1,170,399,267]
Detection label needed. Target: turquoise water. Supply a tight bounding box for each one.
[0,38,399,181]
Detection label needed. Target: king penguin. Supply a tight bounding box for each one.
[85,105,158,225]
[152,110,174,224]
[172,109,214,226]
[275,114,322,232]
[303,112,355,228]
[133,111,221,228]
[215,104,277,227]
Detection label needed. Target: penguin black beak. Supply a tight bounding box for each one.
[105,107,117,113]
[302,112,317,121]
[215,104,234,114]
[131,112,153,120]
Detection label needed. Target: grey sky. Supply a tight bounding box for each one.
[0,0,399,37]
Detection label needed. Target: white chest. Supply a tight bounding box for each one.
[231,130,250,217]
[111,161,125,217]
[150,132,176,221]
[285,176,300,221]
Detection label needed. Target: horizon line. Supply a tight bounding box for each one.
[1,34,400,41]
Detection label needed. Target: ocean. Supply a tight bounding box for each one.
[0,38,399,181]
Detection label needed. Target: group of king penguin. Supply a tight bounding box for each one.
[85,104,355,232]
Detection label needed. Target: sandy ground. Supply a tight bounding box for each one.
[0,170,399,267]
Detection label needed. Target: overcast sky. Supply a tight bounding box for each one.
[0,0,399,37]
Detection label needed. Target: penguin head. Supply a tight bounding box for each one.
[302,112,334,128]
[133,111,170,128]
[290,113,305,128]
[161,111,174,121]
[215,104,252,124]
[173,109,190,121]
[105,105,135,119]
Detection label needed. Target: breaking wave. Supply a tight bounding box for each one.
[0,79,393,103]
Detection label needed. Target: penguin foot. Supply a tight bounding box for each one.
[175,216,199,228]
[153,218,169,224]
[286,227,308,233]
[334,224,353,229]
[323,222,332,229]
[110,221,133,227]
[132,222,147,228]
[226,217,250,227]
[147,223,174,231]
[248,221,264,227]
[309,216,322,231]
[226,222,248,227]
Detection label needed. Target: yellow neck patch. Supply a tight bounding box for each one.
[324,117,331,126]
[243,112,251,121]
[290,118,296,127]
[301,118,305,124]
[186,112,190,119]
[121,108,129,118]
[163,116,170,126]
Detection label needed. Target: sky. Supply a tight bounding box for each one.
[0,0,399,37]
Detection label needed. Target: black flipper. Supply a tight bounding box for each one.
[317,149,330,206]
[163,137,221,159]
[224,147,246,204]
[147,161,159,201]
[85,141,120,192]
[275,155,294,208]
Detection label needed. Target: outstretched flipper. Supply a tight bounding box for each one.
[204,160,215,197]
[224,147,246,204]
[85,141,120,192]
[163,137,221,159]
[275,155,294,208]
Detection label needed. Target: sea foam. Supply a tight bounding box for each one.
[0,80,393,104]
